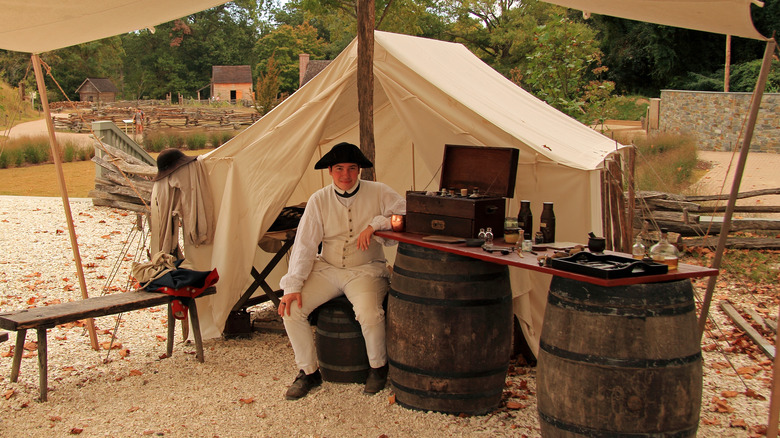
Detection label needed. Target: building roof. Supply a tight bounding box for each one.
[212,65,252,84]
[75,78,119,93]
[301,60,331,86]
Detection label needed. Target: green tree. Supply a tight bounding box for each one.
[255,53,282,114]
[517,15,610,120]
[254,22,327,93]
[40,37,124,101]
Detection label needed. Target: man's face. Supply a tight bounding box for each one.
[329,163,360,191]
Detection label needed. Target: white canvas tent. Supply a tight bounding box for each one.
[184,31,624,353]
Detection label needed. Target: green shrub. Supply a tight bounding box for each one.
[187,132,208,150]
[63,143,76,162]
[145,133,168,152]
[78,147,94,161]
[22,142,50,164]
[168,132,186,149]
[0,152,9,168]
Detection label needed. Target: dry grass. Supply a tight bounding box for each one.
[0,160,95,197]
[633,132,699,193]
[0,148,212,197]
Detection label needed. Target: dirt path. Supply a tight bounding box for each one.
[4,116,97,148]
[691,151,780,218]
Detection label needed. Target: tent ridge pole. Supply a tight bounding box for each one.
[31,54,99,350]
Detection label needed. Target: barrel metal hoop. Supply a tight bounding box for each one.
[389,288,511,307]
[390,380,503,401]
[393,265,504,283]
[538,411,698,438]
[547,291,696,318]
[317,313,357,324]
[318,360,369,372]
[539,340,702,368]
[315,328,364,339]
[389,358,507,379]
[399,243,474,262]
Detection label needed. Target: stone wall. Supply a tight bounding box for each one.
[658,90,780,153]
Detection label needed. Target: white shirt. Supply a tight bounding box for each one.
[280,180,406,294]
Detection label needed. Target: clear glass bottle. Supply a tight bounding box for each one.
[484,227,494,247]
[539,202,556,243]
[649,228,679,270]
[517,200,533,241]
[478,228,486,241]
[632,234,646,260]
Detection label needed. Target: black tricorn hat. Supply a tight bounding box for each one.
[152,148,198,181]
[314,142,374,170]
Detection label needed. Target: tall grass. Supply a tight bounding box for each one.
[633,133,698,193]
[0,135,93,169]
[143,129,235,152]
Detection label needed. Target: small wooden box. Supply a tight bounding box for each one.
[406,145,519,238]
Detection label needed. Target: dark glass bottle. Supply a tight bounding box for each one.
[539,202,556,243]
[517,200,533,241]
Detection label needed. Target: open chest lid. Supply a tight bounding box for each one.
[439,145,519,198]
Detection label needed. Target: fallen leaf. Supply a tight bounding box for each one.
[745,389,766,400]
[119,349,130,357]
[506,401,527,410]
[701,417,721,425]
[128,406,140,412]
[730,418,748,429]
[129,369,143,376]
[23,341,37,351]
[238,372,248,377]
[721,390,739,398]
[388,394,396,405]
[49,416,62,422]
[239,398,254,404]
[69,428,83,434]
[4,389,15,400]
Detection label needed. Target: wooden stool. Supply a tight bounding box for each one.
[311,296,370,384]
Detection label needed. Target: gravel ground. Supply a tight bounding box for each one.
[0,195,776,437]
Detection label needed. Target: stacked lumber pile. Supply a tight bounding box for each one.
[635,189,780,249]
[89,142,155,213]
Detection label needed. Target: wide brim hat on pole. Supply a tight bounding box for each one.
[314,142,374,170]
[152,148,198,181]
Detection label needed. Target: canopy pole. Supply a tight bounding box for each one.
[357,0,376,182]
[697,38,775,340]
[31,54,99,351]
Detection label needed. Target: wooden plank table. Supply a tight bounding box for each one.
[375,231,718,285]
[0,287,215,401]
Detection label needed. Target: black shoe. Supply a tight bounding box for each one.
[285,369,322,400]
[364,364,389,394]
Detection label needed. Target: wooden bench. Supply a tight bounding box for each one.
[0,287,215,401]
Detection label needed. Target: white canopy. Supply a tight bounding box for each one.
[182,31,622,351]
[0,0,229,53]
[543,0,766,40]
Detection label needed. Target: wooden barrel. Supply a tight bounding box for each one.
[314,296,370,384]
[387,242,512,415]
[537,276,702,437]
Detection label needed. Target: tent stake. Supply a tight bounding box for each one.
[31,54,99,350]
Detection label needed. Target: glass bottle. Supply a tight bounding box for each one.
[649,228,679,270]
[478,228,486,241]
[517,200,533,241]
[484,227,494,247]
[539,202,556,243]
[632,234,646,260]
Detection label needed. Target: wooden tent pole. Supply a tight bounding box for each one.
[31,54,99,350]
[697,38,775,341]
[357,0,376,182]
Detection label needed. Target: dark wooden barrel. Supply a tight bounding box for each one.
[387,242,513,415]
[314,296,370,384]
[537,276,702,437]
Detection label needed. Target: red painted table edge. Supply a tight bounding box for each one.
[377,231,719,287]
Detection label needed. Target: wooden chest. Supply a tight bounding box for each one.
[406,145,519,238]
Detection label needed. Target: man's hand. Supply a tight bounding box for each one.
[278,292,302,317]
[357,225,375,250]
